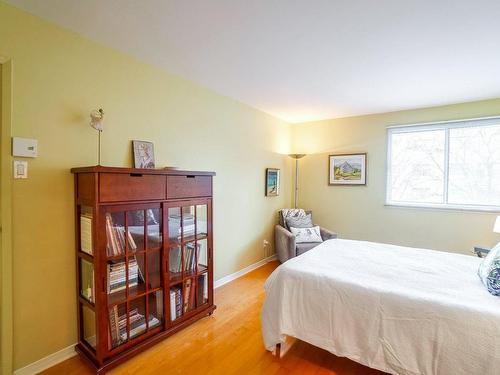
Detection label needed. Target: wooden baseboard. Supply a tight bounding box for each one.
[214,254,277,289]
[14,254,277,374]
[14,344,77,375]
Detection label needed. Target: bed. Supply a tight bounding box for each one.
[261,238,500,375]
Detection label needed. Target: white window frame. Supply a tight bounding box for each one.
[386,116,500,212]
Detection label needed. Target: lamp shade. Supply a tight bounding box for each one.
[288,154,306,160]
[494,216,500,233]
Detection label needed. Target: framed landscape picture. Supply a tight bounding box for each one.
[329,153,366,185]
[266,168,280,196]
[132,140,155,169]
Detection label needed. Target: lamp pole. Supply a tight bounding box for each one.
[97,129,102,166]
[288,154,306,208]
[90,108,104,166]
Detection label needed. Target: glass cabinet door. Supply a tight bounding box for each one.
[195,203,209,308]
[77,204,97,350]
[167,201,210,324]
[81,304,97,349]
[106,206,164,351]
[79,258,95,303]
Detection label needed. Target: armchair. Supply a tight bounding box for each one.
[275,210,337,263]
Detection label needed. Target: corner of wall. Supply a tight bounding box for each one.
[1,58,14,375]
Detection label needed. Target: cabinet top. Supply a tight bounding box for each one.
[71,165,216,176]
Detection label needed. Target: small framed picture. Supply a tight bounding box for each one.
[329,153,366,185]
[266,168,280,196]
[132,140,155,169]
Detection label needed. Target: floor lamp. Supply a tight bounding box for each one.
[288,154,306,209]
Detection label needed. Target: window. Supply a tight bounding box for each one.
[386,117,500,211]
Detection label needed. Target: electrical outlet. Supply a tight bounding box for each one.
[13,160,28,179]
[263,240,270,258]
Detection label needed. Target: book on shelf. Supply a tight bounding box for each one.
[105,213,138,256]
[107,257,143,294]
[197,273,208,305]
[183,279,196,313]
[168,243,201,274]
[168,248,182,274]
[80,214,93,255]
[154,291,163,321]
[168,213,199,239]
[183,280,190,313]
[109,305,120,346]
[169,289,176,321]
[108,306,161,347]
[168,214,207,239]
[183,224,195,238]
[170,287,183,321]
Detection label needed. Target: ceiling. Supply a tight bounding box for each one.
[7,0,500,123]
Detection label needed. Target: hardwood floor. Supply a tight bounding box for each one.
[41,261,384,374]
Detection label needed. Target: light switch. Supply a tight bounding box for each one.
[12,137,38,158]
[13,160,28,179]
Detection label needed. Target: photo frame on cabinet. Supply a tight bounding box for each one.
[132,140,155,169]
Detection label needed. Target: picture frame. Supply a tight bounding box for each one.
[132,140,155,169]
[265,168,280,196]
[328,153,366,185]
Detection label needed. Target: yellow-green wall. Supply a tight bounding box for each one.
[293,99,500,255]
[4,1,500,371]
[0,3,292,370]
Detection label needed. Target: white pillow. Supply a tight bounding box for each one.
[290,226,322,243]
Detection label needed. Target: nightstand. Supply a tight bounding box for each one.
[473,246,491,258]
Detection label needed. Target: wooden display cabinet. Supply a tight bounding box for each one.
[71,166,216,373]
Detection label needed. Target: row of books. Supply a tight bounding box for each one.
[169,287,183,321]
[168,213,195,238]
[168,243,201,274]
[170,280,195,321]
[168,214,207,239]
[107,282,206,346]
[169,275,208,321]
[109,306,161,347]
[80,212,207,257]
[107,258,142,294]
[106,213,138,256]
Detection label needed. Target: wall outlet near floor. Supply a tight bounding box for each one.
[263,239,270,257]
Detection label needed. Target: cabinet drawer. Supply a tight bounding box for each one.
[167,175,212,199]
[99,173,166,202]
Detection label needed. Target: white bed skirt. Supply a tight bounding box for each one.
[261,239,500,375]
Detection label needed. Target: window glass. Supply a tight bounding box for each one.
[387,118,500,210]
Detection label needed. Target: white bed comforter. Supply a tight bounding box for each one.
[262,239,500,375]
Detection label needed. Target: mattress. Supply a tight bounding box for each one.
[261,238,500,375]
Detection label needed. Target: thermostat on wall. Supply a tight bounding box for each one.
[12,137,38,158]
